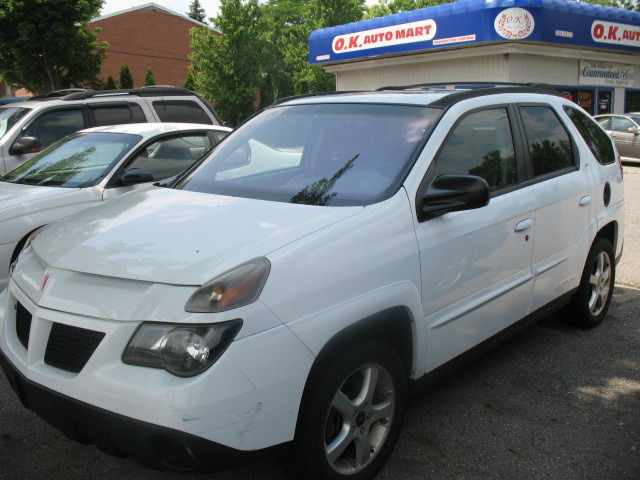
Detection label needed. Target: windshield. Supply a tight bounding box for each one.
[176,103,441,206]
[0,107,30,141]
[2,132,141,187]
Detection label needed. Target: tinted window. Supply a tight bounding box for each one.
[22,109,85,149]
[435,108,517,192]
[519,106,575,177]
[564,107,615,165]
[125,134,214,181]
[177,104,441,206]
[92,105,133,126]
[152,100,213,125]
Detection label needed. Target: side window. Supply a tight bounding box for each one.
[91,104,147,126]
[125,134,213,181]
[564,106,616,165]
[435,108,517,192]
[519,106,575,177]
[596,117,611,130]
[610,116,634,133]
[22,108,85,149]
[151,100,213,125]
[91,105,133,127]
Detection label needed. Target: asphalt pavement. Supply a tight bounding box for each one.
[1,165,639,480]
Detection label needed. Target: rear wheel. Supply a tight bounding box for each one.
[564,237,615,328]
[290,342,407,480]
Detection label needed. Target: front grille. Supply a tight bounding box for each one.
[44,323,105,373]
[15,302,33,349]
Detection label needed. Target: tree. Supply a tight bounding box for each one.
[260,0,365,100]
[183,70,196,91]
[105,75,117,89]
[187,0,208,23]
[119,64,134,89]
[0,0,108,93]
[365,0,452,18]
[190,0,266,126]
[144,68,155,86]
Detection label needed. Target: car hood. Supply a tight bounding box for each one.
[33,188,363,285]
[0,182,73,211]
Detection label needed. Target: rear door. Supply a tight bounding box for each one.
[516,103,596,313]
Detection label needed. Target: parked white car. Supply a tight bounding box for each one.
[0,122,231,291]
[0,85,624,479]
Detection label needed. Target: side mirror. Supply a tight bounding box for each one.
[628,127,640,135]
[11,136,41,154]
[418,174,490,221]
[120,168,154,186]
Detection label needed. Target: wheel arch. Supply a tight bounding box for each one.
[298,306,415,409]
[596,220,618,255]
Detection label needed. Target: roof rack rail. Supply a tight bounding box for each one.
[30,88,95,100]
[61,86,194,101]
[270,91,360,106]
[376,82,559,92]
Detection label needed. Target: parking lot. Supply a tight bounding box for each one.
[1,165,639,480]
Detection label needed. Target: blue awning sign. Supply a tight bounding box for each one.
[308,0,640,65]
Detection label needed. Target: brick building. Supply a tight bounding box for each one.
[88,3,221,88]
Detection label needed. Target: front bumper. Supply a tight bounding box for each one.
[0,273,315,471]
[0,346,284,472]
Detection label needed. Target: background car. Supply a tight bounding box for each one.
[0,86,224,174]
[594,113,640,162]
[0,122,231,291]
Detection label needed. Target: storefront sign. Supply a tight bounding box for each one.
[494,8,535,40]
[331,19,437,54]
[591,20,640,47]
[309,0,640,65]
[579,60,634,87]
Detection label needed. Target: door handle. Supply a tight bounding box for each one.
[579,195,592,206]
[514,219,533,232]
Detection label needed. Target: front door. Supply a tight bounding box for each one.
[413,105,536,371]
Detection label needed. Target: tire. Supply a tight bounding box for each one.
[289,342,408,480]
[564,237,615,328]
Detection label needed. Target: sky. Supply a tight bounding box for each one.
[100,1,222,20]
[100,0,378,21]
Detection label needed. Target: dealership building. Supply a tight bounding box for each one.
[308,0,640,114]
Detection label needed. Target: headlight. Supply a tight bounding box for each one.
[185,258,270,313]
[122,320,242,377]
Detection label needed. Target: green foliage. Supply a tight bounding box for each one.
[119,64,134,89]
[0,0,107,93]
[190,0,266,126]
[187,0,208,23]
[144,68,155,86]
[105,75,117,90]
[190,0,367,125]
[183,70,196,91]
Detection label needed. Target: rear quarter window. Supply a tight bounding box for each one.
[519,105,575,177]
[152,100,213,125]
[564,106,616,165]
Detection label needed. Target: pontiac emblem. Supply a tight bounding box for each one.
[40,272,51,296]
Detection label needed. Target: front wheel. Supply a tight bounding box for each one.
[564,237,615,328]
[290,342,408,480]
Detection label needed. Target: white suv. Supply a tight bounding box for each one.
[0,86,223,174]
[0,85,624,479]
